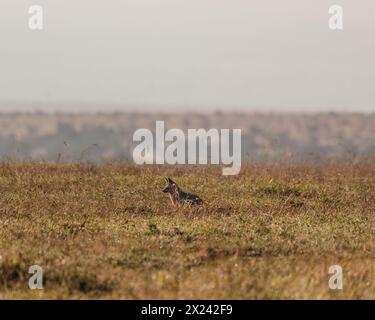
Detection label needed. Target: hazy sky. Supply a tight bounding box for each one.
[0,0,374,112]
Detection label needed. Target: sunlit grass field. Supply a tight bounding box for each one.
[0,162,375,299]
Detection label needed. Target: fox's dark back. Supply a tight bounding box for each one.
[179,191,203,205]
[163,177,203,206]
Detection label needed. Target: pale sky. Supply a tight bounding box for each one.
[0,0,374,112]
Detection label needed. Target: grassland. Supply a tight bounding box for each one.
[0,162,375,299]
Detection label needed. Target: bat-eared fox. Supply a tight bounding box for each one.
[162,177,203,207]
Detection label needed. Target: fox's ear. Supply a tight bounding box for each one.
[165,177,174,184]
[168,178,176,185]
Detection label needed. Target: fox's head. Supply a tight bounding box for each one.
[162,177,179,194]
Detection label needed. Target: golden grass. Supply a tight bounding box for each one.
[0,162,375,299]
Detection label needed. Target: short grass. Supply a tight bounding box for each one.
[0,162,375,299]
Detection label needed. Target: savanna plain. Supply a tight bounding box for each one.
[0,162,375,299]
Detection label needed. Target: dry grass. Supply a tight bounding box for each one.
[0,162,375,299]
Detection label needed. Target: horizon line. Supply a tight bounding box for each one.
[0,99,374,115]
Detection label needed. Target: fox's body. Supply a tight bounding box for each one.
[162,177,203,207]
